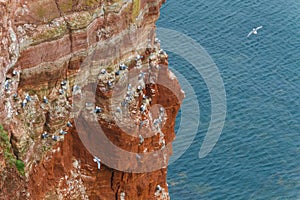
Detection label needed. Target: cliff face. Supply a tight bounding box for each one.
[0,0,184,199]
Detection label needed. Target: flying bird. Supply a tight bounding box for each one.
[247,26,263,37]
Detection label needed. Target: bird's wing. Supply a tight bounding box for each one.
[256,26,263,30]
[247,31,253,37]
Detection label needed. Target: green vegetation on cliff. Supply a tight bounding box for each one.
[132,0,140,21]
[0,125,25,176]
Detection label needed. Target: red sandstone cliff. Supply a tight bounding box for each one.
[0,0,184,199]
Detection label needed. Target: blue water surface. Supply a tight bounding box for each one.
[156,0,300,199]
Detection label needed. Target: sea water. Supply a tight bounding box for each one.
[157,0,300,199]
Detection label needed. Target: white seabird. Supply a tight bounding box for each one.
[247,26,263,37]
[59,129,67,135]
[138,134,144,144]
[43,96,48,103]
[93,156,101,170]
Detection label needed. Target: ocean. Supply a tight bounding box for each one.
[156,0,300,199]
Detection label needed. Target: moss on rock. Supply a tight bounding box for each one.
[0,125,25,176]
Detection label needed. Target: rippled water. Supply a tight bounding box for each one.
[157,0,300,199]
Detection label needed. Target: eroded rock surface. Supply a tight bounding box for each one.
[0,0,183,199]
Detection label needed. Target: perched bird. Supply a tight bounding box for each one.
[156,185,162,192]
[101,68,106,74]
[13,93,18,101]
[140,104,146,112]
[107,80,113,88]
[61,80,67,86]
[52,135,59,141]
[247,26,263,37]
[159,107,164,113]
[116,107,122,113]
[94,106,102,113]
[127,84,132,91]
[136,55,143,61]
[153,119,160,127]
[136,154,141,160]
[4,80,10,90]
[21,99,27,108]
[119,64,128,70]
[59,129,67,135]
[137,85,143,92]
[138,135,144,145]
[41,132,49,139]
[25,93,31,101]
[93,156,101,170]
[159,49,166,54]
[43,96,48,104]
[67,121,72,127]
[12,69,18,76]
[73,85,80,92]
[58,88,64,95]
[138,72,145,80]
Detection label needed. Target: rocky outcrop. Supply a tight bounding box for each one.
[0,0,183,199]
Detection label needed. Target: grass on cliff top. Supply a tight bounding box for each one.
[0,125,25,176]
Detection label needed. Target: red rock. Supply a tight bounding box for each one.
[0,0,182,199]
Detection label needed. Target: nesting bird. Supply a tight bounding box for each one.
[153,119,159,127]
[127,84,132,91]
[59,129,67,135]
[52,135,59,141]
[136,154,141,160]
[58,88,64,95]
[43,96,48,104]
[142,95,148,100]
[138,72,145,80]
[67,121,72,127]
[12,69,18,76]
[13,93,18,101]
[116,107,122,113]
[139,120,146,129]
[41,132,49,139]
[107,80,113,88]
[25,93,31,101]
[94,106,102,113]
[138,134,144,145]
[21,99,27,108]
[136,54,143,61]
[73,85,80,92]
[61,80,67,86]
[137,85,143,92]
[140,104,146,112]
[156,185,162,192]
[121,100,127,107]
[159,49,166,54]
[4,80,10,90]
[154,37,161,44]
[120,192,125,200]
[119,63,128,70]
[60,80,67,91]
[101,68,106,74]
[159,107,164,113]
